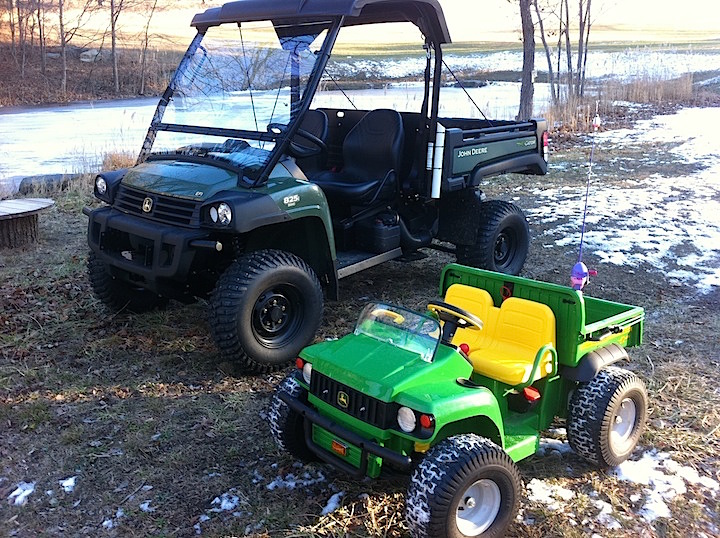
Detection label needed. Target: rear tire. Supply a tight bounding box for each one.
[269,374,318,463]
[456,200,529,275]
[209,249,323,373]
[567,366,648,467]
[406,434,521,538]
[88,251,168,313]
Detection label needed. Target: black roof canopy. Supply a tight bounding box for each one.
[191,0,451,43]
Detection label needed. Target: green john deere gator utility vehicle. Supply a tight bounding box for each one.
[271,264,648,537]
[84,0,549,373]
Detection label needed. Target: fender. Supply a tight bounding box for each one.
[397,383,504,445]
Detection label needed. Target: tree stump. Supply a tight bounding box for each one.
[0,198,55,249]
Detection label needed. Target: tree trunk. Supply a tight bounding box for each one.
[59,0,67,95]
[139,0,158,95]
[111,0,120,94]
[0,214,39,248]
[517,0,535,120]
[534,0,557,104]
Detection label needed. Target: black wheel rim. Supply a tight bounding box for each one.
[252,285,303,348]
[494,228,517,269]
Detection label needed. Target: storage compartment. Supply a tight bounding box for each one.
[356,213,401,253]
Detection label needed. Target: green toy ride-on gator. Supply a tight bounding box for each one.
[271,264,648,537]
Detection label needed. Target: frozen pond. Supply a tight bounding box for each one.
[0,82,551,194]
[1,44,718,195]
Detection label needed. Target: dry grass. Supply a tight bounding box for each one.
[1,113,719,538]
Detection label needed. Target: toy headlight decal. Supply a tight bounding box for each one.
[397,406,416,433]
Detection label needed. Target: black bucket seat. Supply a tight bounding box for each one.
[310,109,404,209]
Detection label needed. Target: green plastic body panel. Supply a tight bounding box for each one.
[439,264,644,368]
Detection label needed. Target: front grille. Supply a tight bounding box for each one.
[115,185,200,227]
[310,372,396,430]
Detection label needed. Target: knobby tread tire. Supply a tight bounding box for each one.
[87,251,168,314]
[567,366,648,467]
[455,200,529,276]
[269,374,318,463]
[406,434,521,538]
[208,249,323,374]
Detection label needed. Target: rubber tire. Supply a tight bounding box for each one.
[269,374,318,463]
[406,434,521,538]
[209,249,323,373]
[567,366,648,467]
[87,251,168,313]
[455,200,530,276]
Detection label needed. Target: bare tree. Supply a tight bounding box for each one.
[517,0,535,120]
[534,0,595,103]
[138,0,159,95]
[57,0,96,95]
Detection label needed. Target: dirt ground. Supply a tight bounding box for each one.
[1,114,719,537]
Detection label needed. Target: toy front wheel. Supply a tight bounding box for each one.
[406,434,521,538]
[455,200,529,276]
[269,374,318,463]
[209,249,323,373]
[567,366,648,467]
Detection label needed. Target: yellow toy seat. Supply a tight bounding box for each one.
[445,284,498,351]
[468,297,557,387]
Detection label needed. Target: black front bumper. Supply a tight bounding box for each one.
[86,206,209,294]
[279,391,412,478]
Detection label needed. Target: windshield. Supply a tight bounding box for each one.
[354,303,441,363]
[144,19,331,181]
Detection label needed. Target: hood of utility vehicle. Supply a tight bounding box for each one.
[122,160,238,200]
[302,334,470,402]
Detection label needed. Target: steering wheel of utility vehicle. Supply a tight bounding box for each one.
[427,301,483,344]
[267,122,327,159]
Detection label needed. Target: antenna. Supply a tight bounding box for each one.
[571,104,601,291]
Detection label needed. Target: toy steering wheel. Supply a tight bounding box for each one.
[371,308,405,325]
[267,122,327,158]
[427,301,483,344]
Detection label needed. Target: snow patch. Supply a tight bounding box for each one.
[266,469,326,491]
[612,450,719,522]
[59,476,77,493]
[7,481,35,506]
[321,491,345,516]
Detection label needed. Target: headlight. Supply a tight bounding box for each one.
[397,406,417,433]
[95,176,107,195]
[217,203,232,225]
[302,361,313,384]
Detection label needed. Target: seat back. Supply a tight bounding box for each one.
[293,109,329,173]
[342,109,404,183]
[444,284,498,351]
[468,297,556,386]
[493,297,556,354]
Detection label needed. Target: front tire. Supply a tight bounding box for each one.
[88,251,168,313]
[567,366,648,467]
[455,200,529,275]
[269,374,318,463]
[406,434,521,538]
[209,249,323,373]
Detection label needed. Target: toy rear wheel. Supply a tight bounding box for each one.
[406,434,520,538]
[269,374,318,463]
[88,251,168,313]
[209,249,323,373]
[567,366,648,467]
[455,200,529,276]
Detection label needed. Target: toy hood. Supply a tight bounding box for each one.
[302,333,469,402]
